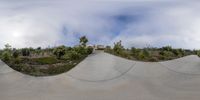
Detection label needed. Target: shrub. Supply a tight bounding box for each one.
[160,51,173,57]
[119,51,130,58]
[13,50,19,58]
[13,58,21,64]
[21,48,30,56]
[64,51,81,60]
[113,40,124,55]
[131,47,136,55]
[162,46,172,51]
[2,51,11,62]
[87,47,93,54]
[74,46,87,55]
[53,46,66,59]
[131,47,140,57]
[143,49,150,58]
[197,50,200,57]
[137,51,145,60]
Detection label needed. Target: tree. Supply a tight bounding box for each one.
[79,36,88,47]
[53,46,66,59]
[37,47,41,50]
[113,40,124,55]
[4,43,11,51]
[21,48,30,56]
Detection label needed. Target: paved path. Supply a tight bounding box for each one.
[1,51,200,100]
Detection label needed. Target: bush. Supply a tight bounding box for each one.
[13,50,19,58]
[159,51,173,57]
[119,51,130,58]
[137,51,145,60]
[64,51,81,60]
[2,51,11,62]
[143,49,150,57]
[131,47,141,57]
[13,58,21,64]
[113,40,124,55]
[87,47,93,54]
[197,50,200,57]
[74,46,87,55]
[53,46,66,59]
[172,49,185,57]
[136,50,150,60]
[162,46,172,51]
[21,48,30,56]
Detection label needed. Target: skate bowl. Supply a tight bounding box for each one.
[1,51,200,100]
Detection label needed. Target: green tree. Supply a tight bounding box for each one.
[4,43,12,51]
[113,40,124,55]
[37,47,41,50]
[79,36,88,47]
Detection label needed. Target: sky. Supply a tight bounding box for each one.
[0,0,200,49]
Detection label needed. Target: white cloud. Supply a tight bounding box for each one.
[0,0,200,49]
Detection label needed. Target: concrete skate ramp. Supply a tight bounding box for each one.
[0,60,14,74]
[1,52,200,100]
[67,51,136,82]
[160,55,200,74]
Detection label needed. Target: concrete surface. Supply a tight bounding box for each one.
[1,51,200,100]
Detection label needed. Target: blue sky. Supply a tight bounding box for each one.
[0,0,200,49]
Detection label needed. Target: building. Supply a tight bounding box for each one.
[94,45,105,50]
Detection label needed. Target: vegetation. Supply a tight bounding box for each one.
[79,36,88,47]
[53,46,66,59]
[105,40,197,62]
[0,36,93,76]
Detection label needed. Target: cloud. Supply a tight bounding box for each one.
[0,0,200,49]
